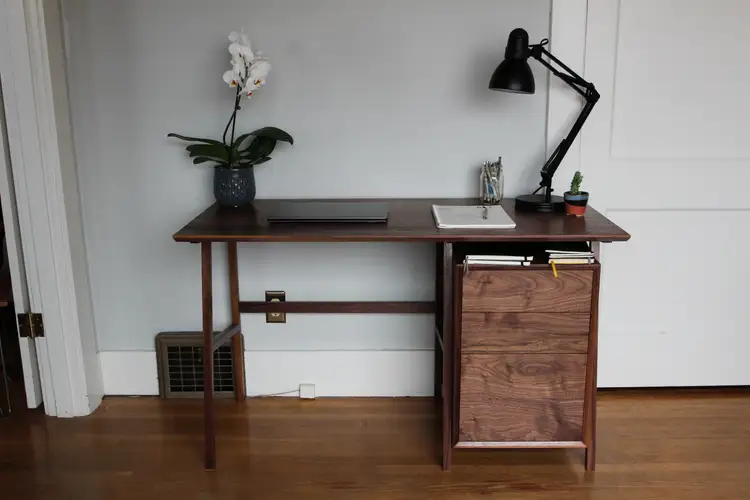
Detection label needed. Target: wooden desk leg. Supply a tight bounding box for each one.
[434,243,443,399]
[441,242,454,471]
[584,266,601,471]
[228,242,246,402]
[201,242,216,470]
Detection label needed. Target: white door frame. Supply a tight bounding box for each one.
[545,0,588,188]
[0,47,43,410]
[0,0,101,417]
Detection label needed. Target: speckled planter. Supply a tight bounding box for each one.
[213,167,256,207]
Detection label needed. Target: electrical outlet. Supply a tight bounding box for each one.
[299,383,315,400]
[265,291,286,323]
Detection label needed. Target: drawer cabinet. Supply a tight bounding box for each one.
[454,265,599,467]
[462,269,593,313]
[461,312,589,353]
[458,353,586,443]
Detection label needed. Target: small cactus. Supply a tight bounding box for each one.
[569,171,583,195]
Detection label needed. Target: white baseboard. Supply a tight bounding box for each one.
[99,350,435,397]
[100,351,159,395]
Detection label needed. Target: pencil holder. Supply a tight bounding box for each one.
[479,159,504,205]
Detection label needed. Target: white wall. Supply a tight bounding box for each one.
[63,0,551,395]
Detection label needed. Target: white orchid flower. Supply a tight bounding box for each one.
[222,69,239,87]
[229,42,253,61]
[248,59,270,86]
[232,54,247,79]
[229,30,251,46]
[223,30,271,95]
[242,59,270,98]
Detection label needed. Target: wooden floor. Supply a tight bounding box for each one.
[1,390,750,499]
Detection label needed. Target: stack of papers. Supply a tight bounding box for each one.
[465,255,533,267]
[546,249,595,264]
[432,205,516,229]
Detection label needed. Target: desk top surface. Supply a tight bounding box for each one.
[173,198,630,243]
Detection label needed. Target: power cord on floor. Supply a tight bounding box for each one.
[246,389,299,398]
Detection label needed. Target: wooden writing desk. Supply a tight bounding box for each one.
[173,198,629,470]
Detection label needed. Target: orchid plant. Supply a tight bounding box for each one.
[168,31,293,169]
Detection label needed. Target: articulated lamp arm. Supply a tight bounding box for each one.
[529,42,600,201]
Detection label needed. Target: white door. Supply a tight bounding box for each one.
[0,86,44,409]
[580,0,750,386]
[0,0,102,416]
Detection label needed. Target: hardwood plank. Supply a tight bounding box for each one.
[173,199,631,243]
[2,392,750,499]
[461,312,590,353]
[462,270,593,313]
[239,301,435,314]
[459,354,586,443]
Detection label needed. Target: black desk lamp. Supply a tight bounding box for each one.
[490,28,600,212]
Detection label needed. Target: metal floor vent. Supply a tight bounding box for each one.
[155,332,236,399]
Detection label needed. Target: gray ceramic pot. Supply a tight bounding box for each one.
[213,167,256,207]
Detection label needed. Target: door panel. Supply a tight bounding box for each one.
[581,0,750,386]
[0,83,43,408]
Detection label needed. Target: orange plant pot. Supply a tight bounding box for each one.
[563,191,589,217]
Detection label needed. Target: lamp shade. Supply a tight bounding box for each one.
[489,28,535,94]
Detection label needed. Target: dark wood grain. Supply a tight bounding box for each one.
[584,265,601,471]
[227,242,245,402]
[454,441,586,449]
[452,264,462,448]
[200,242,215,470]
[239,301,434,314]
[211,323,241,352]
[462,269,594,313]
[461,312,590,353]
[434,243,443,399]
[459,353,586,443]
[441,242,453,471]
[173,199,631,243]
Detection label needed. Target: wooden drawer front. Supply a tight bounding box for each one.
[459,354,586,443]
[462,270,593,313]
[462,313,589,354]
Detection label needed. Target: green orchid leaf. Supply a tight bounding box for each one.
[240,136,276,162]
[167,133,224,146]
[248,127,294,145]
[192,156,226,165]
[250,157,272,166]
[231,133,255,152]
[187,144,230,161]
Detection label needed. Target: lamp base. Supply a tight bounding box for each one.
[515,194,565,213]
